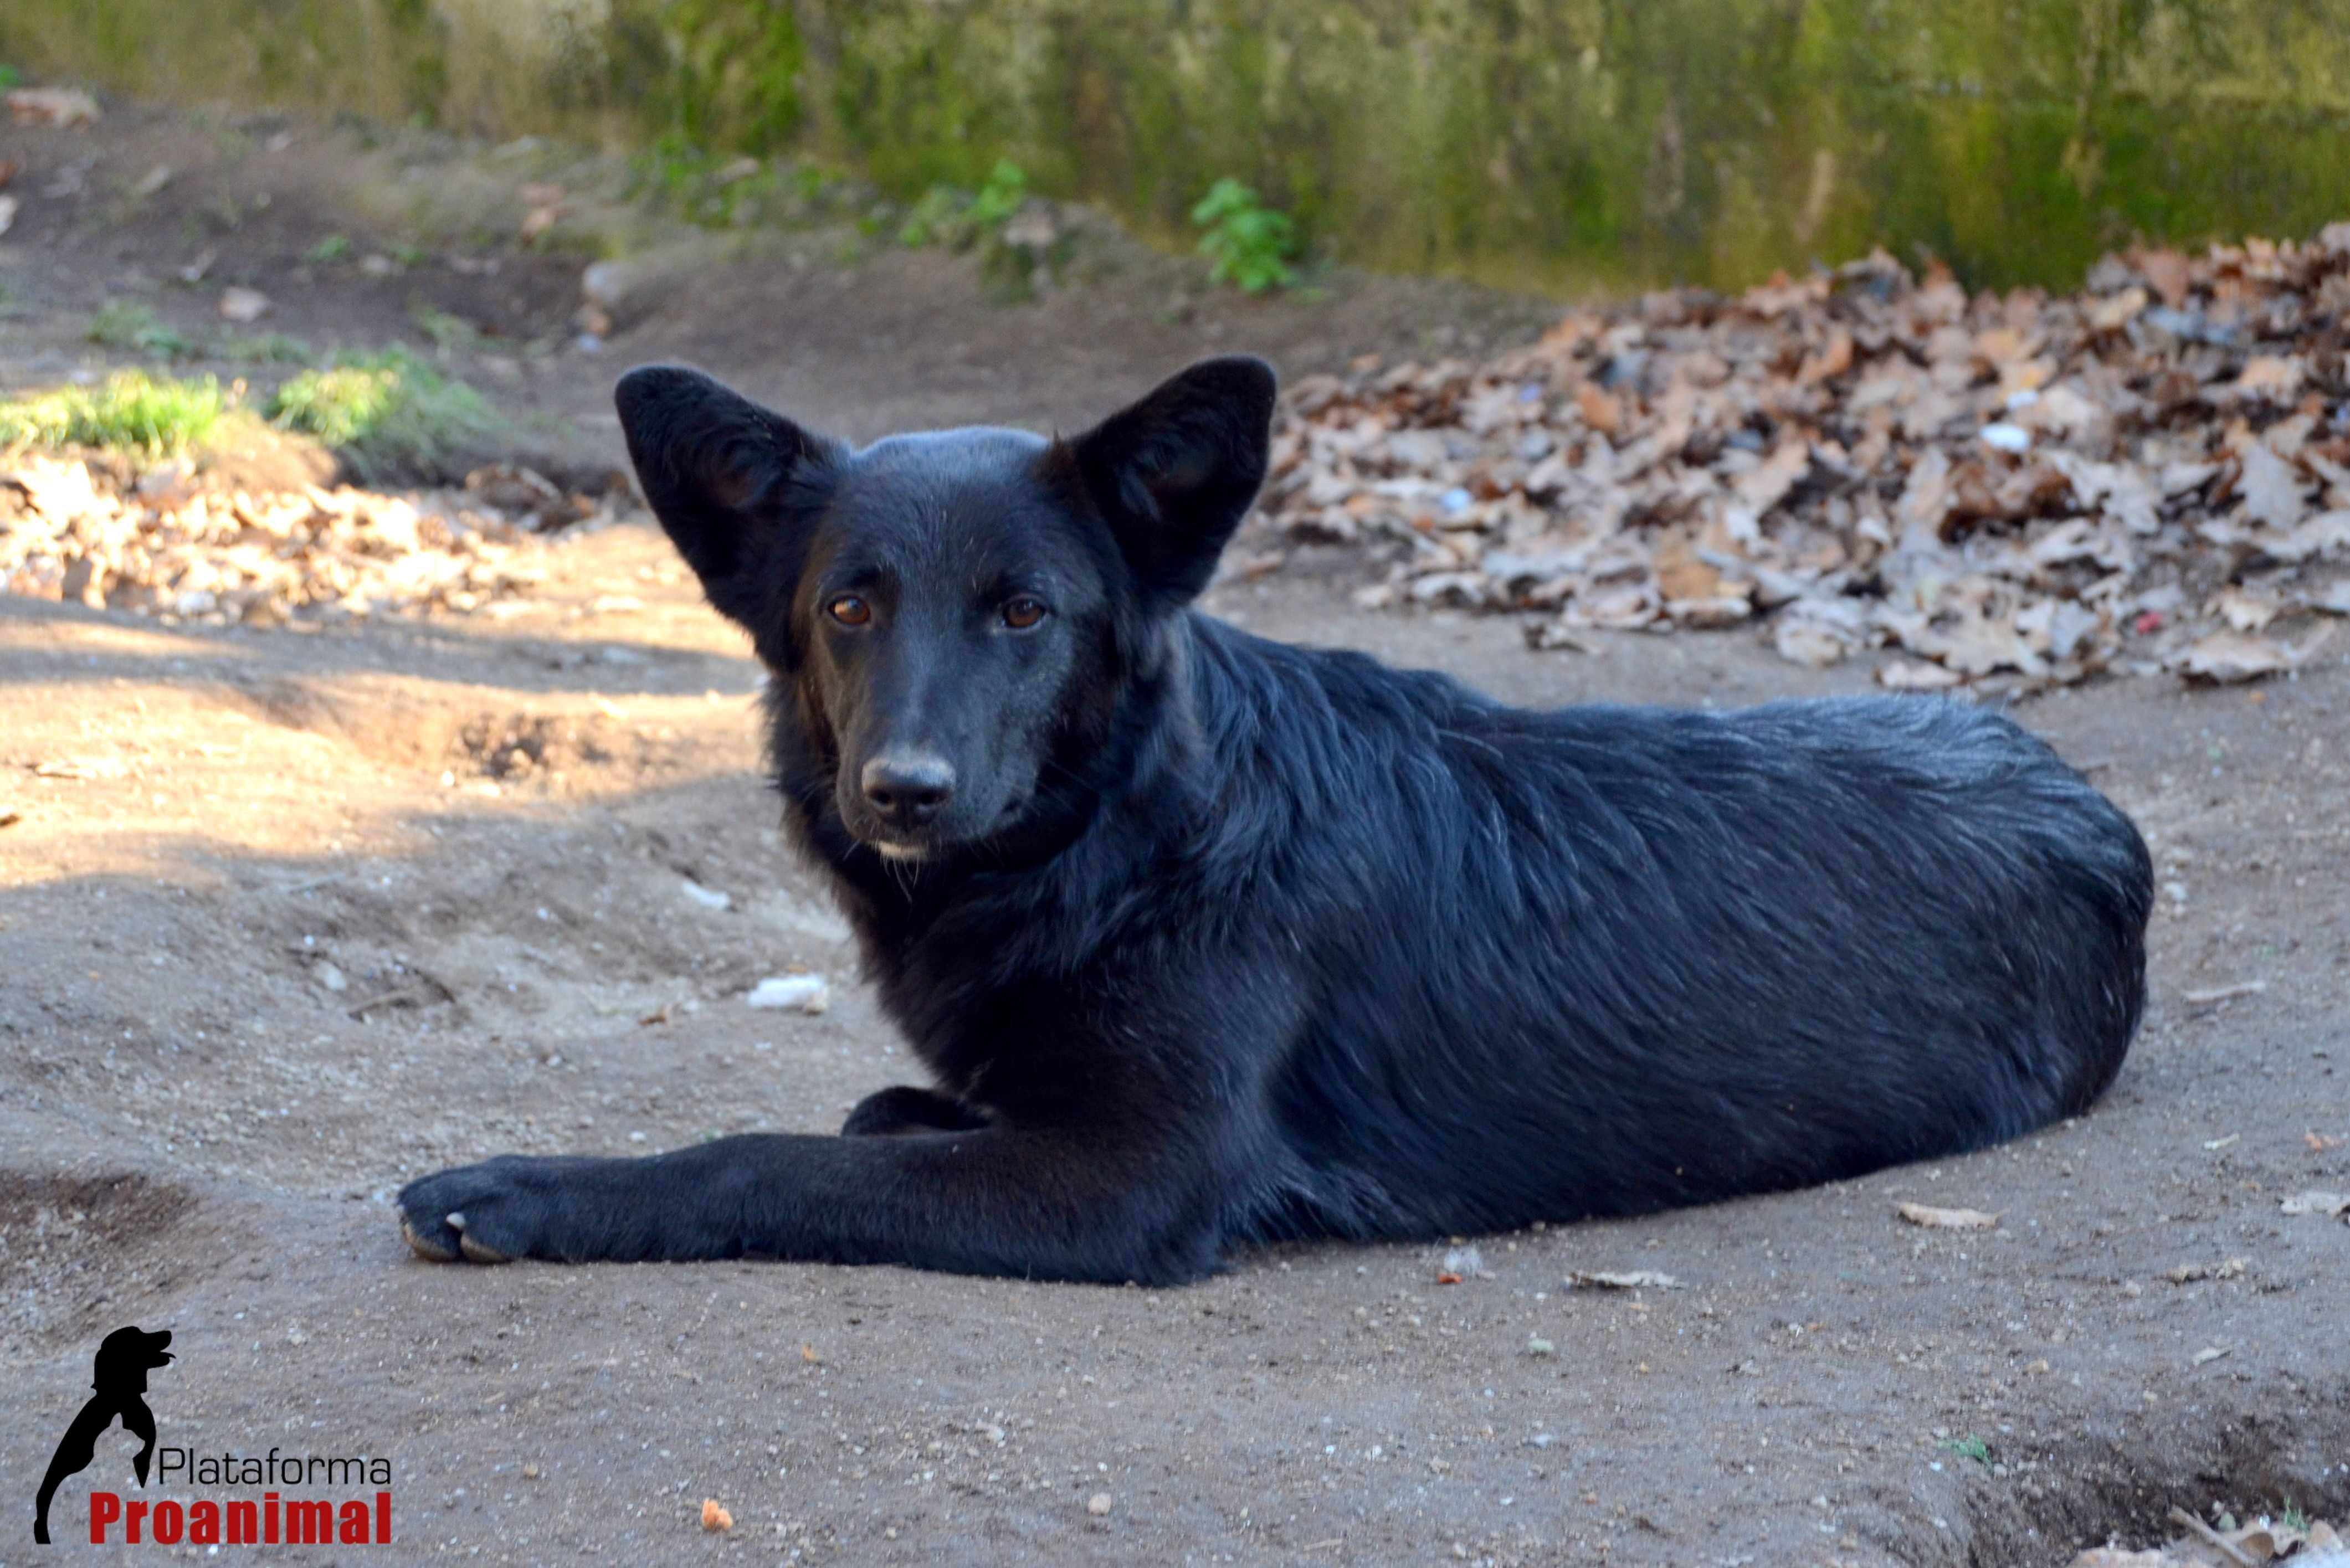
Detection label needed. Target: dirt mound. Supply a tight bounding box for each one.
[0,1170,199,1350]
[1257,229,2350,691]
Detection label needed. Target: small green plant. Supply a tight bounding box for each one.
[968,160,1028,227]
[1191,178,1299,293]
[268,348,492,481]
[896,184,968,249]
[0,371,226,454]
[305,233,352,264]
[898,161,1028,253]
[0,65,22,92]
[629,133,786,229]
[2281,1499,2308,1533]
[220,331,316,365]
[1941,1434,1992,1467]
[88,302,197,361]
[409,304,479,354]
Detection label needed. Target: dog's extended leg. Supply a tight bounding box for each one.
[397,1126,1220,1283]
[840,1086,989,1137]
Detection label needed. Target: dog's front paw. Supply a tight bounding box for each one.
[841,1084,987,1136]
[398,1155,602,1264]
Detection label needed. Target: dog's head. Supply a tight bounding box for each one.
[615,357,1275,866]
[91,1326,173,1392]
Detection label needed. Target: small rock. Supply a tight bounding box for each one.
[680,878,731,912]
[699,1498,731,1531]
[1085,1493,1112,1517]
[218,286,271,322]
[746,974,828,1014]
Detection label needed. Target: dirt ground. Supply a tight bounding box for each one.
[3,100,2347,1568]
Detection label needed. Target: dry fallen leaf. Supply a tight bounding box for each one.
[1567,1269,1684,1291]
[2235,440,2310,531]
[33,757,130,781]
[1895,1202,1999,1230]
[2169,626,2334,685]
[2279,1191,2350,1218]
[6,86,102,127]
[699,1498,731,1531]
[2183,980,2265,1005]
[1876,659,1966,690]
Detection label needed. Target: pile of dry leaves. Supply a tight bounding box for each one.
[2070,1507,2347,1566]
[0,456,601,624]
[1258,228,2350,688]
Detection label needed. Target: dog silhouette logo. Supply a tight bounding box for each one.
[33,1325,173,1545]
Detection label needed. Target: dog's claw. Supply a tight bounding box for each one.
[399,1216,459,1262]
[457,1232,511,1265]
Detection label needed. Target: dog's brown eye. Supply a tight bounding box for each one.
[827,595,872,627]
[1001,597,1048,630]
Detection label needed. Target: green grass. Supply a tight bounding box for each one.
[88,302,197,361]
[219,331,316,365]
[409,304,478,353]
[305,233,351,264]
[267,348,492,481]
[0,371,226,454]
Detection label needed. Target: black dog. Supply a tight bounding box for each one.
[34,1325,173,1544]
[398,356,2151,1284]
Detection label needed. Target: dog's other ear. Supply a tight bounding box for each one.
[615,365,835,632]
[1069,356,1275,608]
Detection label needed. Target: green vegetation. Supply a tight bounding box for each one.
[1191,178,1298,294]
[408,304,478,354]
[2282,1499,2309,1533]
[7,1,2350,292]
[967,158,1027,228]
[268,349,492,481]
[304,233,351,264]
[88,302,196,361]
[219,331,316,365]
[1941,1434,1992,1468]
[0,371,225,454]
[628,132,843,230]
[897,158,1028,251]
[0,64,20,91]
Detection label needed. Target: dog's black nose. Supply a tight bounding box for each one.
[861,753,956,827]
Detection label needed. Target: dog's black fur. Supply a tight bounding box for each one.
[398,356,2152,1284]
[34,1325,173,1544]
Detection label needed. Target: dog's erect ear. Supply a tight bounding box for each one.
[1069,356,1276,608]
[614,365,835,631]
